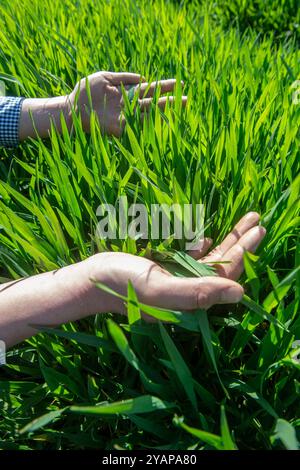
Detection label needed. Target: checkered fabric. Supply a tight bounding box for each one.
[0,97,24,147]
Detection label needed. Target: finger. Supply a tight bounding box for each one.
[201,212,260,263]
[118,84,135,91]
[215,225,266,280]
[136,79,184,98]
[186,238,213,259]
[139,95,188,111]
[108,72,146,85]
[148,275,244,312]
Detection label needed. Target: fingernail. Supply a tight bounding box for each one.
[221,286,244,303]
[259,226,267,236]
[246,212,260,223]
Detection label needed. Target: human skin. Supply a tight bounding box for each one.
[4,74,265,350]
[19,71,187,140]
[0,212,266,348]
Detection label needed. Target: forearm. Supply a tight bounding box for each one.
[19,96,71,141]
[0,255,113,348]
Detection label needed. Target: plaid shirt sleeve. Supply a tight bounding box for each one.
[0,97,25,148]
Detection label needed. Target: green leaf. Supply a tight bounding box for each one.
[263,265,300,312]
[127,280,141,324]
[69,395,174,415]
[35,327,116,352]
[19,409,65,434]
[198,310,227,395]
[220,405,237,450]
[166,251,216,277]
[228,380,278,419]
[174,417,223,450]
[159,323,197,411]
[241,295,288,331]
[272,419,299,450]
[107,319,140,370]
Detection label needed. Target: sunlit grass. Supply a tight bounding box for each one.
[0,0,299,450]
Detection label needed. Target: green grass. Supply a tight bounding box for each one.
[0,0,300,450]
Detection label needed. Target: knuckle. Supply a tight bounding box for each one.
[235,244,245,257]
[209,246,223,258]
[195,286,211,310]
[215,263,228,278]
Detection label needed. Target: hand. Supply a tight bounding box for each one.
[67,71,187,137]
[0,212,265,347]
[88,212,266,316]
[19,71,187,142]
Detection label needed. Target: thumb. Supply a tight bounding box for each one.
[149,275,244,311]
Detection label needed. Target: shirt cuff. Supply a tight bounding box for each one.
[0,97,25,148]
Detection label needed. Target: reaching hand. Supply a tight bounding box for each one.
[68,71,187,136]
[19,71,186,143]
[88,212,266,316]
[0,212,266,347]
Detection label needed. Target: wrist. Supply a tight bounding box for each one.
[84,253,125,315]
[0,255,110,347]
[19,95,72,141]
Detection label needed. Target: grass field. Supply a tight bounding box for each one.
[0,0,299,450]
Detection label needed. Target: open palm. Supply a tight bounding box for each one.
[90,212,266,316]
